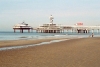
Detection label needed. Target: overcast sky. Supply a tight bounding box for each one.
[0,0,100,31]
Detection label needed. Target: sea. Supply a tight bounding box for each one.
[0,31,100,41]
[0,31,100,51]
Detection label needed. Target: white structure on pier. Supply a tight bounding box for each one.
[13,22,33,33]
[34,15,63,33]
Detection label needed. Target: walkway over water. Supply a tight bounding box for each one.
[33,25,100,33]
[61,25,100,33]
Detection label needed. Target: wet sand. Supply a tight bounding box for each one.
[0,37,100,67]
[0,38,68,47]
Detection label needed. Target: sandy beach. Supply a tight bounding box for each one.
[0,37,100,67]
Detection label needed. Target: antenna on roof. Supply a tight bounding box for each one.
[49,15,54,24]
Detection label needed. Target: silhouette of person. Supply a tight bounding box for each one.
[92,33,94,37]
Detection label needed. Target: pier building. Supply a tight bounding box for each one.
[34,15,63,33]
[13,22,33,33]
[36,23,63,33]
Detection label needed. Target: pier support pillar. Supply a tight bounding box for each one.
[28,29,30,33]
[14,29,16,33]
[92,29,94,33]
[97,29,99,33]
[71,29,73,33]
[22,29,23,33]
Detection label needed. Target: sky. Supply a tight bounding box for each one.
[0,0,100,31]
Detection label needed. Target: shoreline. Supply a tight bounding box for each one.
[0,37,76,51]
[0,36,94,51]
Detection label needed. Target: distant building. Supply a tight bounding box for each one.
[36,23,63,33]
[34,15,64,33]
[13,22,33,33]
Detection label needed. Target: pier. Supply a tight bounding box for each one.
[13,22,33,33]
[13,16,100,33]
[32,16,100,33]
[33,24,100,33]
[61,25,100,33]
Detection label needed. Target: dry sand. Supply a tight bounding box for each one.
[0,37,100,67]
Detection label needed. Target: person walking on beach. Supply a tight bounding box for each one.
[91,33,94,37]
[89,33,94,37]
